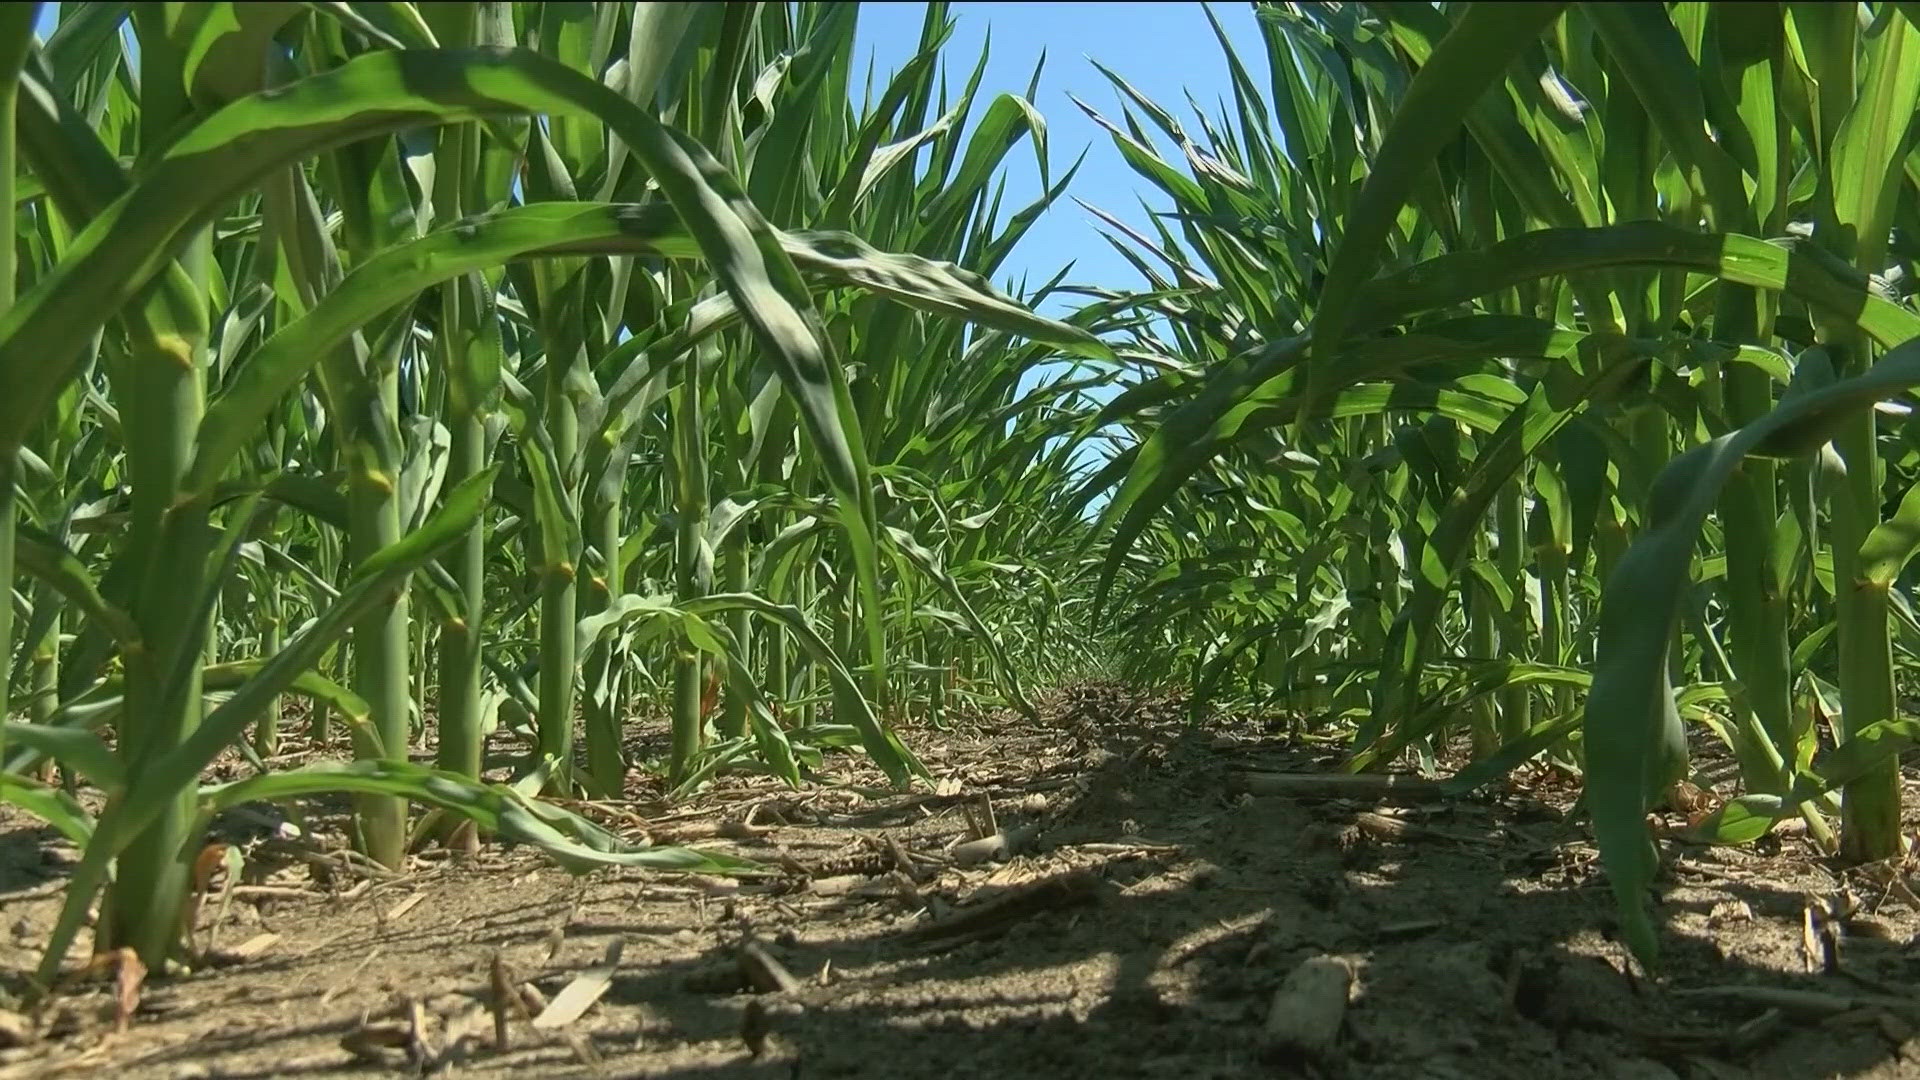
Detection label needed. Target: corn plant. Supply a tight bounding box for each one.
[1073,1,1920,967]
[0,0,1104,989]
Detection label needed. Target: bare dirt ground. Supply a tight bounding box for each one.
[5,683,1920,1079]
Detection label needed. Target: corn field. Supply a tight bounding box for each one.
[9,0,1920,1041]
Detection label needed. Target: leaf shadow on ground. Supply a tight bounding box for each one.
[3,684,1918,1079]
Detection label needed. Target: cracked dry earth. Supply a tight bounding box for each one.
[6,684,1920,1078]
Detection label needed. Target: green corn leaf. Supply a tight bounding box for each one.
[155,492,266,738]
[1861,479,1920,586]
[1349,225,1920,349]
[1583,1,1750,225]
[580,591,921,786]
[1587,333,1920,967]
[198,759,759,874]
[12,523,138,649]
[190,200,1101,499]
[1439,715,1581,796]
[499,371,583,568]
[884,525,1037,719]
[696,622,802,790]
[1086,223,1920,615]
[35,466,498,989]
[1682,795,1785,845]
[1311,2,1568,365]
[176,3,304,107]
[0,773,94,848]
[685,593,923,785]
[0,722,123,792]
[1828,6,1920,267]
